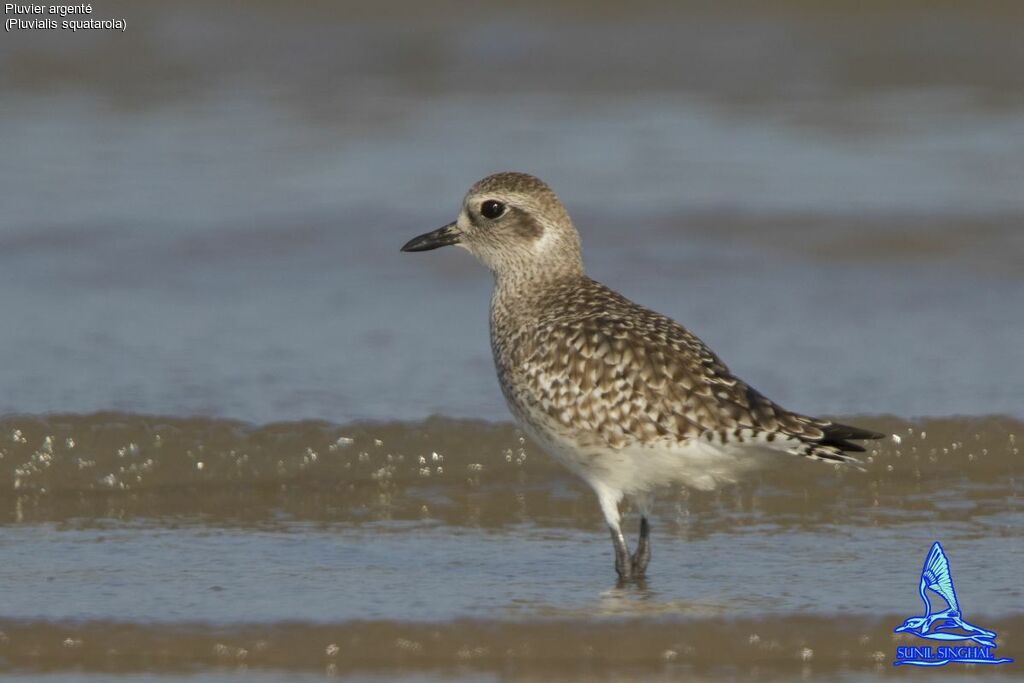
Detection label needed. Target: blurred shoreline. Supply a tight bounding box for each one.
[4,2,1023,102]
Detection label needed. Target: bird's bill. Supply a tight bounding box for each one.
[400,222,461,252]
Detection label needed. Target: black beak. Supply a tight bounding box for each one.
[400,222,461,252]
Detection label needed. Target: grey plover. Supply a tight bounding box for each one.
[402,172,882,581]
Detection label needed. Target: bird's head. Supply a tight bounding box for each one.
[895,616,928,633]
[401,172,583,281]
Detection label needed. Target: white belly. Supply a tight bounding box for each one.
[510,402,774,496]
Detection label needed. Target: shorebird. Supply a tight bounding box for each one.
[401,172,882,580]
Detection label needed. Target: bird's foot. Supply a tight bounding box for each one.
[628,551,649,578]
[614,518,651,582]
[631,517,651,577]
[614,547,634,581]
[613,553,646,584]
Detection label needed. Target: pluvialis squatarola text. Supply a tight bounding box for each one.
[402,172,883,581]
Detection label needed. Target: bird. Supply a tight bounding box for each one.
[894,542,999,648]
[401,171,883,581]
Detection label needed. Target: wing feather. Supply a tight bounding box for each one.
[922,542,959,612]
[513,279,883,461]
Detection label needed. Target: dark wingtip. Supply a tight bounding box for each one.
[825,423,886,441]
[819,421,885,452]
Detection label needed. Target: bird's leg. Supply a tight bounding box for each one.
[609,526,633,580]
[593,483,632,580]
[631,516,651,576]
[629,494,653,577]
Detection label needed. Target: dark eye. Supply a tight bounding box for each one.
[480,200,506,219]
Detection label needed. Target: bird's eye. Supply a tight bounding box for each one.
[480,200,506,219]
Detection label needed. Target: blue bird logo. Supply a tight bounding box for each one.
[893,542,1013,666]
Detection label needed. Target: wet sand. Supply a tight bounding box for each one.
[2,615,1021,679]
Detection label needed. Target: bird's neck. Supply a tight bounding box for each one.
[489,270,586,385]
[492,266,585,320]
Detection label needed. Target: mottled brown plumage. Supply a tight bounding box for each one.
[492,274,876,460]
[402,171,883,580]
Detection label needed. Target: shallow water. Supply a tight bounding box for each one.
[2,1,1023,680]
[0,414,1020,677]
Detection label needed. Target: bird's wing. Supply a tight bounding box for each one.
[922,542,959,612]
[522,280,883,459]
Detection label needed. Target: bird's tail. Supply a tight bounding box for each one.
[782,419,885,467]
